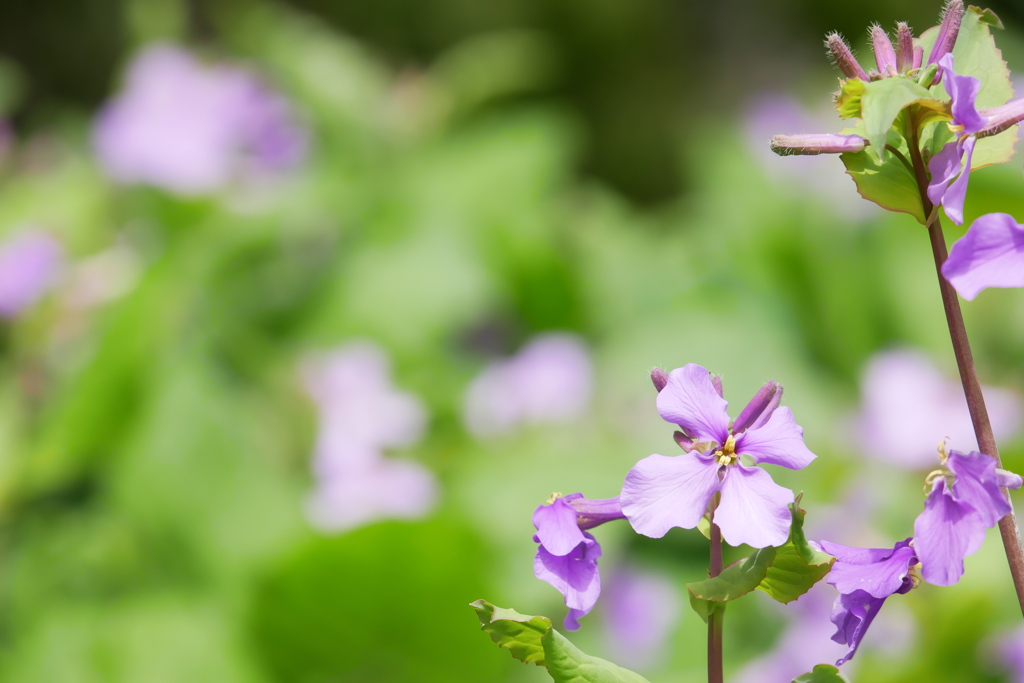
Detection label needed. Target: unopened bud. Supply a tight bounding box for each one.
[650,367,668,392]
[870,25,898,77]
[825,32,869,81]
[978,98,1024,138]
[913,45,923,70]
[732,381,783,433]
[711,374,724,398]
[895,23,914,73]
[770,133,867,156]
[996,468,1024,491]
[927,0,965,76]
[673,431,695,451]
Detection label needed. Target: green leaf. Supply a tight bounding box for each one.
[840,125,925,223]
[834,78,864,119]
[757,502,834,604]
[972,6,1004,30]
[697,515,712,540]
[860,77,934,157]
[792,664,851,682]
[919,6,1012,109]
[471,600,653,683]
[686,547,776,622]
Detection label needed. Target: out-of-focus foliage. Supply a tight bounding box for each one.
[1,1,1024,682]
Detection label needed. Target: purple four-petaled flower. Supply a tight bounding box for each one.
[621,364,816,549]
[532,493,625,630]
[819,538,918,666]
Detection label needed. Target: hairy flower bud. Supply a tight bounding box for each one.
[871,25,898,77]
[770,133,867,156]
[895,22,914,73]
[928,0,965,78]
[732,381,783,433]
[825,32,869,81]
[650,367,668,392]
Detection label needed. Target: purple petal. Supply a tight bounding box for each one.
[913,478,986,586]
[734,406,816,470]
[534,533,602,631]
[942,135,976,226]
[943,212,1024,300]
[927,141,963,207]
[621,453,722,538]
[947,450,1010,527]
[715,464,793,549]
[938,54,986,135]
[732,381,782,434]
[997,468,1023,491]
[533,495,586,556]
[822,541,916,599]
[830,589,888,665]
[569,496,627,530]
[656,364,730,443]
[0,231,63,318]
[819,538,913,566]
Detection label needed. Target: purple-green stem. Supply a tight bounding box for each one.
[907,123,1024,616]
[708,493,724,683]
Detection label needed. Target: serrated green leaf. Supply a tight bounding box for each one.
[471,601,653,683]
[834,78,864,119]
[860,78,933,157]
[686,547,776,622]
[756,503,834,604]
[840,125,925,223]
[971,6,1003,30]
[792,664,850,682]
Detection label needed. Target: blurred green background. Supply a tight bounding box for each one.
[2,0,1024,681]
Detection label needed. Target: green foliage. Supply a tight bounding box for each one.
[834,79,864,119]
[758,502,835,604]
[687,547,776,622]
[859,78,935,158]
[792,664,850,683]
[471,600,652,683]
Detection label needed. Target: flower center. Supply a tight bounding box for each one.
[907,563,922,589]
[714,434,739,466]
[546,492,563,505]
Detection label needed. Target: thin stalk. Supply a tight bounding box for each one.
[907,122,1024,615]
[708,493,724,683]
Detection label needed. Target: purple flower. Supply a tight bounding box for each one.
[926,55,987,226]
[818,538,919,666]
[532,493,625,630]
[942,212,1024,300]
[621,364,816,549]
[854,348,1022,468]
[913,448,1022,586]
[0,230,63,318]
[93,44,306,196]
[600,565,681,671]
[463,333,592,437]
[994,624,1024,683]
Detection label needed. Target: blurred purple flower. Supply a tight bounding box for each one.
[994,625,1024,682]
[532,493,625,630]
[942,213,1024,300]
[301,341,436,533]
[855,349,1022,469]
[819,538,918,666]
[622,364,816,549]
[93,44,306,195]
[0,230,63,318]
[600,565,681,671]
[914,447,1022,586]
[463,333,592,436]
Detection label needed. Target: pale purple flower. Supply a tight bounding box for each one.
[819,538,918,666]
[600,565,681,671]
[463,333,592,437]
[0,230,63,318]
[93,44,306,196]
[532,493,625,630]
[994,624,1024,683]
[943,212,1024,300]
[913,448,1022,586]
[622,364,816,549]
[301,341,436,533]
[855,348,1022,469]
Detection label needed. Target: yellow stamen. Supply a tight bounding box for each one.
[546,492,563,505]
[714,434,738,466]
[907,564,922,589]
[923,469,948,494]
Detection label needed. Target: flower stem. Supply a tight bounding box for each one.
[907,124,1024,615]
[708,494,724,683]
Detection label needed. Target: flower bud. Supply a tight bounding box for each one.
[978,98,1024,138]
[871,25,898,77]
[913,45,923,70]
[895,23,914,73]
[928,0,965,77]
[650,367,668,392]
[732,381,782,433]
[770,133,866,156]
[825,33,870,81]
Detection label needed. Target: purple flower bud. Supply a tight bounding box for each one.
[927,0,965,73]
[732,381,782,433]
[825,33,870,81]
[870,25,898,77]
[651,367,668,392]
[770,133,866,156]
[895,23,914,74]
[978,97,1024,139]
[711,374,724,398]
[913,45,924,70]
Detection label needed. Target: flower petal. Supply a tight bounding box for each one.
[830,589,888,666]
[913,478,986,586]
[621,453,722,538]
[941,135,976,226]
[943,212,1024,300]
[734,406,816,470]
[947,450,1010,528]
[822,541,916,599]
[819,538,913,566]
[533,495,586,556]
[927,140,963,207]
[938,54,987,135]
[715,464,793,548]
[656,364,730,443]
[534,533,602,631]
